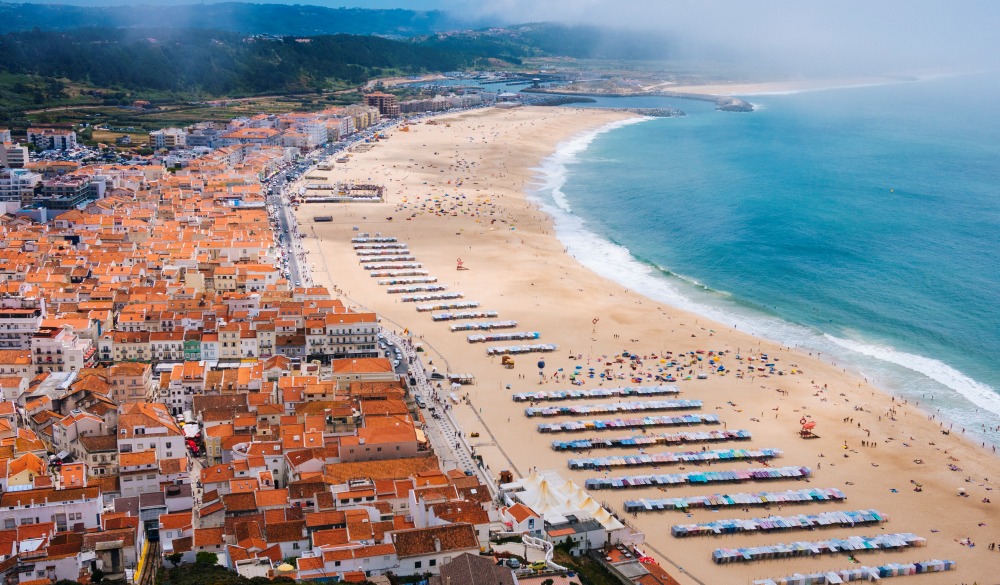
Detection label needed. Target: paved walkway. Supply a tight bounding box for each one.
[385,330,497,498]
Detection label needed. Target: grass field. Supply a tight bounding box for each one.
[91,129,149,147]
[1,69,369,142]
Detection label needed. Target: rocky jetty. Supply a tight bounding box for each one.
[716,97,755,112]
[616,107,685,118]
[524,95,598,106]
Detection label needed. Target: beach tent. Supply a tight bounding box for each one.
[577,496,602,515]
[593,508,625,531]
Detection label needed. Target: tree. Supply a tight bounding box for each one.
[166,552,184,567]
[195,551,218,566]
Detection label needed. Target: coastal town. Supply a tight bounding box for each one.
[0,72,994,585]
[0,88,667,585]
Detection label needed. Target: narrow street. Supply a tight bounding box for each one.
[384,330,497,497]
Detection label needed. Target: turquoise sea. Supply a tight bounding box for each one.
[530,73,1000,447]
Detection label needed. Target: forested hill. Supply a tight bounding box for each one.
[0,28,470,95]
[0,2,467,36]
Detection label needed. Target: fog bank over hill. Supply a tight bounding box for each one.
[6,0,1000,76]
[443,0,1000,76]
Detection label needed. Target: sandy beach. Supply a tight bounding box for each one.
[295,106,999,585]
[657,76,916,96]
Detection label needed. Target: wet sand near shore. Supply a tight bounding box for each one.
[295,106,999,585]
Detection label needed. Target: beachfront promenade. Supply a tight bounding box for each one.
[296,106,986,585]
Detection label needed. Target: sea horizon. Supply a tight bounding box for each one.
[529,72,1000,449]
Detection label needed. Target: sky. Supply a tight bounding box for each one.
[10,0,1000,76]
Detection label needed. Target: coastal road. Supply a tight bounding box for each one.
[385,330,497,498]
[269,172,310,288]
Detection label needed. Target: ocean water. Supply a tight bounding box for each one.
[530,72,1000,447]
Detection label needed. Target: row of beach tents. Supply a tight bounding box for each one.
[583,465,809,490]
[571,447,783,471]
[671,509,887,538]
[525,399,702,418]
[753,559,955,584]
[551,428,752,451]
[712,533,926,564]
[512,384,680,402]
[623,487,848,513]
[537,413,720,433]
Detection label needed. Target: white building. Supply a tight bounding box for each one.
[390,524,481,575]
[0,485,103,530]
[0,297,44,349]
[161,361,205,415]
[149,330,185,363]
[0,168,41,206]
[31,325,94,375]
[159,511,196,565]
[0,142,29,169]
[499,469,632,555]
[52,410,108,458]
[298,121,329,147]
[149,128,187,150]
[304,311,379,360]
[27,128,77,151]
[118,449,162,497]
[295,543,399,579]
[117,401,184,460]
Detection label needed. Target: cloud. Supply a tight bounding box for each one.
[438,0,1000,75]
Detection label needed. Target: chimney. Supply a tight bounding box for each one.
[434,537,441,552]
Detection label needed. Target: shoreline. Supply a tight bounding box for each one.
[522,75,921,101]
[529,115,1000,449]
[296,105,998,585]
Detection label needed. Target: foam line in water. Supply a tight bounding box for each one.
[824,334,1000,415]
[530,119,1000,422]
[534,116,651,214]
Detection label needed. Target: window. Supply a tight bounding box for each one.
[429,559,436,567]
[414,561,421,569]
[166,442,172,448]
[292,542,300,550]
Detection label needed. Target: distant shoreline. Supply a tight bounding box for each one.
[521,87,755,111]
[522,74,922,104]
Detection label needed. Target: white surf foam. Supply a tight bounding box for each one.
[534,116,651,214]
[529,118,1000,423]
[824,334,1000,415]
